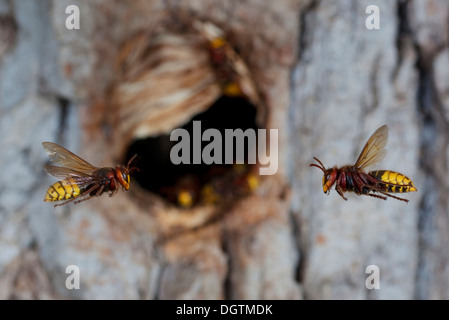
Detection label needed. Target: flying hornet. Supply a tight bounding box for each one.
[43,142,138,207]
[310,125,417,202]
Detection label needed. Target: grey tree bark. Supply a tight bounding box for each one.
[0,0,448,300]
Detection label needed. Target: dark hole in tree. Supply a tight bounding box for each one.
[125,96,260,207]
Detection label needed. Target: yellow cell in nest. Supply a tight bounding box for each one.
[246,174,259,191]
[200,184,220,205]
[177,190,194,208]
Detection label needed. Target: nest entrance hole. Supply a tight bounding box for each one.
[125,96,260,208]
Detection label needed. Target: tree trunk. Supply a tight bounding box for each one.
[0,0,448,300]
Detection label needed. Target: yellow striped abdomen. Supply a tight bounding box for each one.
[368,170,417,193]
[44,178,81,202]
